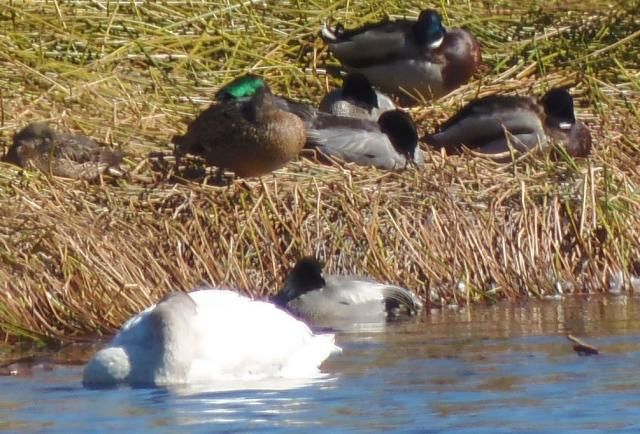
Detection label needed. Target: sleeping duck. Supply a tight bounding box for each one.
[83,289,340,387]
[172,75,311,178]
[272,257,423,325]
[305,109,424,170]
[321,9,482,102]
[424,87,592,159]
[319,73,396,121]
[4,122,123,181]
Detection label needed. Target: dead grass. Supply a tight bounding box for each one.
[0,0,638,343]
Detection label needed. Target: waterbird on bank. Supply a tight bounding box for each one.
[172,75,311,178]
[272,257,423,325]
[305,109,424,170]
[4,122,123,181]
[423,88,592,160]
[319,73,396,121]
[321,9,482,102]
[83,289,340,387]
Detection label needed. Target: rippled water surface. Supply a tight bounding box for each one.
[2,296,640,433]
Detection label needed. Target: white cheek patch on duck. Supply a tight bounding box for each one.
[559,122,573,130]
[428,36,444,49]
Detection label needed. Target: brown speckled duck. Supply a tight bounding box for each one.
[4,122,123,180]
[424,88,592,159]
[172,76,309,178]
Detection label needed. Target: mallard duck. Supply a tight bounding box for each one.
[4,122,123,180]
[172,76,310,178]
[273,257,423,325]
[305,109,424,170]
[321,9,482,101]
[83,289,341,387]
[319,73,396,121]
[424,88,592,159]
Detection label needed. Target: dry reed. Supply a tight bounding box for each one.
[0,1,638,343]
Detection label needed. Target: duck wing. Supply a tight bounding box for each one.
[326,277,422,316]
[381,285,423,316]
[306,115,408,169]
[172,99,245,155]
[53,132,123,167]
[272,95,319,126]
[322,19,417,67]
[427,95,544,151]
[319,88,396,121]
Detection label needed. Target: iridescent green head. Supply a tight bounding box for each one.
[215,75,268,101]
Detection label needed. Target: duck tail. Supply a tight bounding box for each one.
[320,22,342,42]
[382,286,423,317]
[422,133,440,148]
[172,133,191,155]
[422,134,461,155]
[100,149,124,167]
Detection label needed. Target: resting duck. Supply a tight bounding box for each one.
[305,109,424,170]
[273,257,423,325]
[172,75,310,177]
[4,122,123,181]
[83,289,340,387]
[319,73,396,121]
[424,87,592,159]
[321,9,482,101]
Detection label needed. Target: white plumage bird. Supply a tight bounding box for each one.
[83,289,340,387]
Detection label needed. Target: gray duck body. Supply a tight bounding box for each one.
[305,109,424,170]
[273,257,423,325]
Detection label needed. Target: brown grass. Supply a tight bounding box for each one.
[0,1,638,343]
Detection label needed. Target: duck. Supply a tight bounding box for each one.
[172,75,311,178]
[305,109,424,170]
[4,122,123,181]
[319,73,396,121]
[272,257,423,325]
[83,289,341,387]
[321,9,482,101]
[423,87,592,159]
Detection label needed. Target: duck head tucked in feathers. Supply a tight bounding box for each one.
[172,75,308,178]
[305,109,424,170]
[5,122,123,180]
[273,256,423,325]
[319,73,396,121]
[273,257,326,307]
[424,87,592,160]
[321,9,482,102]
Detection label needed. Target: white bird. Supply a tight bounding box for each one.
[83,289,341,387]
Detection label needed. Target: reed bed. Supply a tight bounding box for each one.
[0,1,638,343]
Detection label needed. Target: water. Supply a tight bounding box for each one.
[2,296,640,433]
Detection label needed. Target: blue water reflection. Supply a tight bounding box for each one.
[1,297,640,433]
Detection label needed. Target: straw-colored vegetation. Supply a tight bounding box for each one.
[0,1,638,344]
